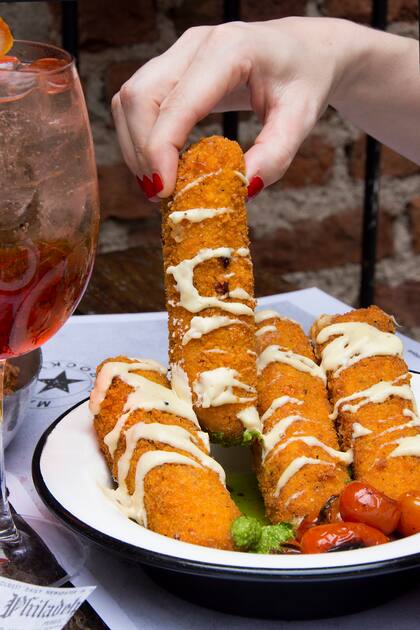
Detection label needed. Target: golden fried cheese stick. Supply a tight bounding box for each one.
[162,136,260,444]
[254,310,350,524]
[90,356,240,549]
[311,306,420,499]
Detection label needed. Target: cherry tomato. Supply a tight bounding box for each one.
[318,494,342,524]
[339,481,400,534]
[296,517,318,541]
[301,522,388,553]
[398,491,420,537]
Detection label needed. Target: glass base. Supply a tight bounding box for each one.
[0,514,87,586]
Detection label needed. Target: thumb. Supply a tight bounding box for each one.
[245,95,318,198]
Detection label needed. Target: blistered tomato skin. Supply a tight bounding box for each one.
[296,517,318,542]
[339,481,400,535]
[301,522,388,554]
[398,492,420,537]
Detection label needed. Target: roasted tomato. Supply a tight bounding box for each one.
[318,494,342,524]
[301,522,388,553]
[398,492,420,537]
[296,517,318,542]
[339,481,400,535]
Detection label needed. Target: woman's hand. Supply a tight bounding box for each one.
[112,17,348,199]
[112,17,419,200]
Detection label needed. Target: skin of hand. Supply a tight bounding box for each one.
[111,17,420,201]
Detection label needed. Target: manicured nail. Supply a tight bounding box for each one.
[247,175,264,200]
[136,175,155,198]
[152,172,163,195]
[136,176,145,193]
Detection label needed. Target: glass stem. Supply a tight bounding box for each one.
[0,359,19,544]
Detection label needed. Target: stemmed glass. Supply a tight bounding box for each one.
[0,40,99,583]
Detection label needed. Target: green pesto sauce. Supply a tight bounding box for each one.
[226,472,269,525]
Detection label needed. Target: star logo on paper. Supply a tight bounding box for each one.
[30,360,96,409]
[38,370,83,394]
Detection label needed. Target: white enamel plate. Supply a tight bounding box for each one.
[32,373,420,619]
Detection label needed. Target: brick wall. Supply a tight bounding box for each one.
[2,0,419,338]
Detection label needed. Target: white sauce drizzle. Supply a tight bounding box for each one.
[104,374,200,458]
[263,435,353,464]
[247,350,257,357]
[236,406,262,432]
[173,169,247,202]
[111,451,202,526]
[375,417,420,438]
[228,288,253,300]
[117,423,224,493]
[317,322,403,377]
[284,490,304,509]
[390,436,420,458]
[168,207,232,225]
[261,396,303,424]
[166,247,253,315]
[256,325,277,337]
[89,360,166,416]
[257,345,326,383]
[330,377,415,420]
[255,309,281,324]
[182,315,243,346]
[274,457,335,497]
[204,348,227,354]
[261,415,311,453]
[352,422,373,439]
[170,363,192,405]
[193,368,256,408]
[255,310,297,325]
[233,170,248,185]
[173,169,222,201]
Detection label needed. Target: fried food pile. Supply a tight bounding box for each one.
[90,136,419,551]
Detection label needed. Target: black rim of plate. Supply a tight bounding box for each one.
[32,398,420,582]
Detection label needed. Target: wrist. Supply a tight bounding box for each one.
[328,19,373,109]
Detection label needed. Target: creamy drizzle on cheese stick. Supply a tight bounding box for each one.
[162,136,260,444]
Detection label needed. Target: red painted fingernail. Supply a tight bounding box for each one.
[247,175,264,200]
[136,176,145,193]
[152,172,163,195]
[142,175,156,198]
[137,175,156,198]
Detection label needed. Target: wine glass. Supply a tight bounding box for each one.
[0,40,99,584]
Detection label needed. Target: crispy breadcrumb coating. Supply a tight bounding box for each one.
[93,356,239,549]
[311,306,420,499]
[162,136,258,443]
[254,315,348,524]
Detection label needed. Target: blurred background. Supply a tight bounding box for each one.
[1,0,419,340]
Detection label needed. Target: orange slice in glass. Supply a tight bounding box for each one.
[23,58,67,72]
[0,17,13,57]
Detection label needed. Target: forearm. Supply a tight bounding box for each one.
[330,21,420,164]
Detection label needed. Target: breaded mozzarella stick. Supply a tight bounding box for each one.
[311,306,420,499]
[162,136,260,444]
[90,356,240,549]
[255,310,350,524]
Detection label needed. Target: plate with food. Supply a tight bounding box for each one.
[32,137,420,619]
